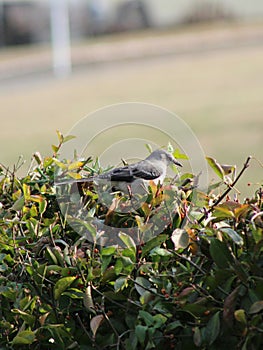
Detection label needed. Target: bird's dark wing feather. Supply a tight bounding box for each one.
[107,166,134,182]
[107,162,161,182]
[132,166,161,180]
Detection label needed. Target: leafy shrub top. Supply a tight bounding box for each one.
[0,133,262,350]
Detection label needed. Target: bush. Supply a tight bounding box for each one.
[0,133,262,349]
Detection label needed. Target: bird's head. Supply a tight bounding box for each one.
[147,149,183,167]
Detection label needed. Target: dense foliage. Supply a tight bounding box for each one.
[0,133,262,349]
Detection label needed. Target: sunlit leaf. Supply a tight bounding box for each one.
[171,229,189,250]
[206,156,224,179]
[141,234,168,257]
[68,161,84,171]
[145,143,153,154]
[101,246,116,256]
[234,309,247,325]
[52,158,68,170]
[114,276,128,292]
[56,130,63,143]
[118,232,136,251]
[66,172,82,180]
[173,148,189,160]
[12,309,36,327]
[12,330,36,345]
[83,284,96,314]
[63,134,76,143]
[219,227,243,246]
[54,276,76,300]
[39,199,47,215]
[22,183,31,200]
[249,301,263,314]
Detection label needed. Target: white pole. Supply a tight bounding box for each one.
[50,0,72,78]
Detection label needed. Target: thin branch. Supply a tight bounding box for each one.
[198,156,252,224]
[75,313,101,350]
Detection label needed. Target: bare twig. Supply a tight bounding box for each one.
[198,156,252,224]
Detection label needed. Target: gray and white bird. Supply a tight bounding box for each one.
[57,149,182,196]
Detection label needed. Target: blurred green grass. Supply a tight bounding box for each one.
[0,25,262,197]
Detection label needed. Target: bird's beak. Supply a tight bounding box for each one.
[173,159,183,167]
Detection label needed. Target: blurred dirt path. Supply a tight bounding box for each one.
[0,22,263,81]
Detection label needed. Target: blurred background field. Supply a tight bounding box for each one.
[0,0,262,197]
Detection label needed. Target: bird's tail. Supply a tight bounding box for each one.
[55,177,95,186]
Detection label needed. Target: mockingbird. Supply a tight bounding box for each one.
[57,149,182,197]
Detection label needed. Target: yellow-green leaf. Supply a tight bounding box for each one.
[56,130,63,143]
[54,276,76,300]
[67,172,82,180]
[63,134,76,143]
[39,199,47,215]
[206,156,224,179]
[22,183,31,200]
[68,161,84,171]
[12,330,36,345]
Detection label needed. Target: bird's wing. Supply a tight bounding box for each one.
[131,161,162,180]
[107,166,135,182]
[107,161,162,182]
[132,167,161,180]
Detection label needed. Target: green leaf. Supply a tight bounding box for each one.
[173,148,189,160]
[101,246,116,256]
[68,161,84,170]
[135,277,152,296]
[114,277,128,292]
[145,144,153,154]
[118,232,136,251]
[63,134,76,143]
[12,330,36,345]
[206,156,224,179]
[67,172,82,180]
[52,144,59,153]
[39,198,47,215]
[249,301,263,314]
[234,309,247,325]
[135,325,147,345]
[54,276,76,300]
[209,239,234,269]
[12,309,36,327]
[83,285,96,314]
[11,196,25,211]
[152,314,167,328]
[193,327,202,347]
[220,227,243,246]
[52,158,68,170]
[165,321,183,332]
[56,130,63,143]
[141,234,168,257]
[205,311,220,346]
[22,183,31,200]
[139,310,154,326]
